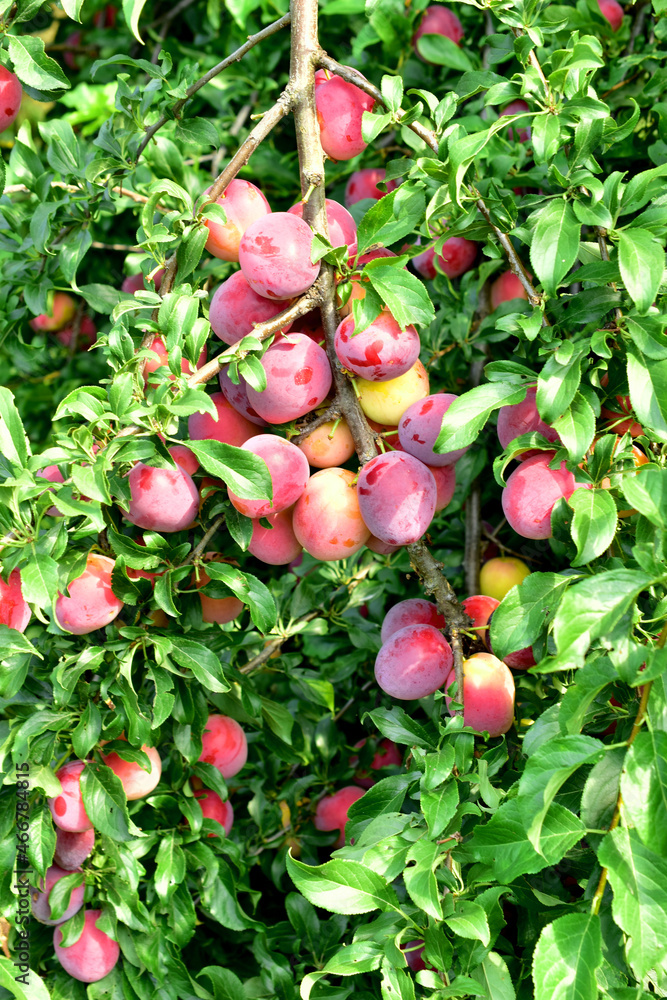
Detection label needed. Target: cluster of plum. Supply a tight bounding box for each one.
[31,714,243,982]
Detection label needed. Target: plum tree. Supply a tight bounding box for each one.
[219,366,266,426]
[248,508,303,565]
[412,237,477,280]
[375,623,453,699]
[29,292,77,332]
[246,334,332,423]
[47,761,94,833]
[0,66,22,132]
[445,652,515,736]
[497,385,560,458]
[198,714,248,779]
[227,435,310,518]
[127,463,200,532]
[287,198,356,247]
[334,310,420,381]
[54,828,95,871]
[239,213,321,299]
[315,70,375,160]
[101,740,162,800]
[0,568,31,632]
[479,557,531,602]
[297,419,355,468]
[398,393,469,466]
[293,467,370,560]
[209,270,292,345]
[490,271,529,309]
[357,359,430,425]
[192,557,245,624]
[204,179,271,261]
[194,786,234,836]
[344,168,396,206]
[188,391,258,447]
[31,865,85,925]
[502,452,589,539]
[598,0,623,29]
[55,553,124,635]
[412,6,464,59]
[53,909,120,983]
[314,786,365,847]
[381,598,445,642]
[357,451,437,545]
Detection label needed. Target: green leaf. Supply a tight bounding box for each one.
[618,229,665,314]
[530,200,581,297]
[366,261,435,330]
[381,961,416,1000]
[517,735,604,851]
[0,388,28,468]
[7,36,70,93]
[434,383,527,453]
[552,569,656,665]
[365,706,437,748]
[558,658,617,735]
[169,638,230,693]
[416,34,473,70]
[26,805,55,877]
[286,853,400,914]
[444,901,490,946]
[490,572,571,661]
[198,966,247,1000]
[536,348,584,423]
[20,555,58,610]
[568,488,617,567]
[598,826,667,980]
[470,952,516,1000]
[0,957,52,999]
[403,841,443,920]
[622,465,667,526]
[300,941,383,1000]
[533,913,602,1000]
[355,186,426,256]
[621,730,667,856]
[123,0,149,43]
[468,799,585,882]
[553,391,596,463]
[47,871,85,921]
[185,440,272,502]
[626,345,667,442]
[71,700,102,759]
[80,761,140,842]
[155,832,186,902]
[422,779,458,838]
[201,561,276,633]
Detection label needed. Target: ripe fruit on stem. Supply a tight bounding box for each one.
[381,598,445,642]
[497,385,560,458]
[345,168,396,206]
[188,391,257,447]
[479,557,530,602]
[375,623,453,699]
[246,334,332,424]
[227,435,310,519]
[53,909,120,983]
[203,179,271,261]
[334,310,420,382]
[0,569,31,632]
[461,595,499,642]
[351,738,403,788]
[239,213,321,300]
[357,451,437,546]
[412,237,477,280]
[502,452,589,540]
[0,66,22,133]
[287,198,356,248]
[315,70,375,161]
[54,828,95,871]
[32,865,85,925]
[399,392,469,466]
[198,714,248,779]
[143,336,207,383]
[55,554,123,635]
[219,366,266,426]
[194,786,234,836]
[490,271,530,310]
[192,555,245,624]
[248,508,303,565]
[209,270,292,346]
[48,761,94,833]
[127,463,199,533]
[500,99,531,142]
[29,292,77,332]
[101,738,162,800]
[314,786,365,847]
[598,0,623,30]
[293,468,370,561]
[297,419,355,468]
[412,5,464,60]
[445,652,515,736]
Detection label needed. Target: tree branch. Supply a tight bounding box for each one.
[135,12,292,161]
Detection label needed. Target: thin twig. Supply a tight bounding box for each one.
[597,227,623,324]
[239,611,320,673]
[625,2,650,54]
[291,403,341,445]
[150,0,199,63]
[186,515,225,565]
[136,13,292,160]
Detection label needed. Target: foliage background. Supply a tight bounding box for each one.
[0,0,667,996]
